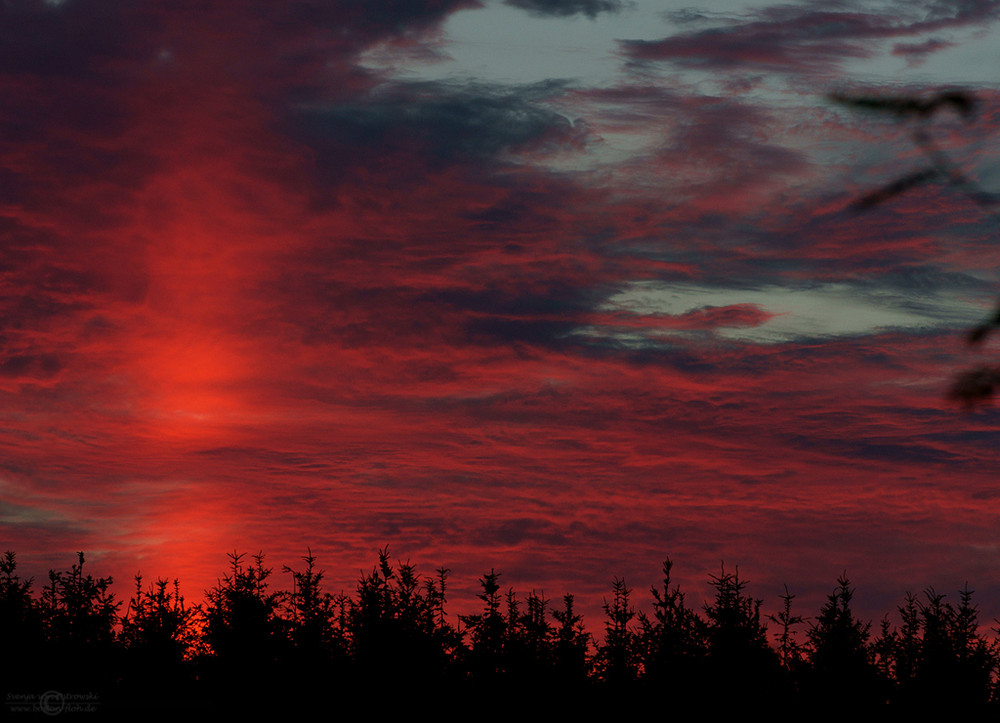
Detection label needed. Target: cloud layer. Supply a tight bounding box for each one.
[2,0,1000,624]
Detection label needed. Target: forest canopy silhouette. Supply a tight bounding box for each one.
[3,548,999,713]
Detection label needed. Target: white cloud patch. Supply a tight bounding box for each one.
[590,279,991,344]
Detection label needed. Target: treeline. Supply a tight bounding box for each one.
[2,548,999,713]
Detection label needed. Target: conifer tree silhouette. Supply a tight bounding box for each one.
[768,585,806,676]
[349,548,459,692]
[498,588,559,686]
[878,586,998,707]
[702,564,782,703]
[199,551,288,705]
[552,593,591,685]
[949,586,998,705]
[423,565,464,674]
[7,546,1000,708]
[117,575,197,698]
[636,558,707,699]
[282,550,348,673]
[38,552,120,691]
[520,590,556,675]
[804,574,885,705]
[460,568,507,682]
[875,591,921,692]
[0,551,44,694]
[594,577,637,687]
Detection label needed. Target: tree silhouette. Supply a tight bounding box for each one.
[875,591,921,692]
[116,574,197,702]
[879,586,998,707]
[702,563,782,702]
[500,588,561,685]
[594,577,638,687]
[199,551,288,704]
[803,574,885,705]
[4,546,1000,708]
[38,552,120,690]
[282,549,348,676]
[349,548,460,692]
[552,593,591,686]
[768,585,806,676]
[636,558,707,699]
[0,551,44,694]
[460,568,507,681]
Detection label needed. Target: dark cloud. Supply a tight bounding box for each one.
[290,81,588,172]
[505,0,626,18]
[424,283,600,343]
[0,353,62,380]
[663,8,729,26]
[789,433,962,467]
[0,0,153,78]
[0,0,477,92]
[623,0,1000,74]
[472,517,568,546]
[892,37,957,63]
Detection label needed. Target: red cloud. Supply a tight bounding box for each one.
[3,1,1000,629]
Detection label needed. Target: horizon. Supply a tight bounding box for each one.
[6,545,998,640]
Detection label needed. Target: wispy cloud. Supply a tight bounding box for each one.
[623,0,1000,74]
[505,0,628,18]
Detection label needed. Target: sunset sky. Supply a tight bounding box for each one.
[3,0,1000,626]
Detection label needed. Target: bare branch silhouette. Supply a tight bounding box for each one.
[832,88,1000,406]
